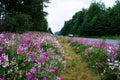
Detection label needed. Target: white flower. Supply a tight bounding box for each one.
[114,63,119,67]
[109,66,115,70]
[2,61,9,68]
[114,60,119,63]
[107,49,112,53]
[108,62,114,66]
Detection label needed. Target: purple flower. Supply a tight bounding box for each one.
[0,34,4,38]
[0,46,3,52]
[31,67,37,74]
[97,62,103,68]
[43,77,48,80]
[27,72,32,80]
[41,54,47,63]
[0,78,4,80]
[33,77,37,80]
[49,69,56,74]
[41,71,46,76]
[0,54,6,61]
[0,40,4,43]
[12,57,16,62]
[32,57,39,63]
[28,52,34,57]
[54,66,58,71]
[56,77,62,80]
[46,64,48,68]
[24,59,29,64]
[17,46,23,54]
[11,34,16,39]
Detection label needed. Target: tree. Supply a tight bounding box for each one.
[0,0,50,32]
[70,9,86,36]
[47,27,53,34]
[60,20,73,36]
[80,2,105,36]
[106,2,120,35]
[60,1,120,37]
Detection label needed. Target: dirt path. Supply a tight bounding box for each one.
[57,37,100,80]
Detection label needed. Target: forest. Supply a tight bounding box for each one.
[60,0,120,37]
[0,0,53,33]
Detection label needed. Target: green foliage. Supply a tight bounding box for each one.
[70,42,87,54]
[0,0,49,33]
[60,9,86,36]
[47,27,53,34]
[80,2,105,36]
[60,1,120,37]
[4,13,32,33]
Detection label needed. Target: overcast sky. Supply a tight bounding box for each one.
[45,0,115,33]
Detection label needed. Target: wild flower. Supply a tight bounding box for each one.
[56,77,62,80]
[43,77,48,80]
[49,68,56,74]
[33,77,38,80]
[97,62,104,68]
[24,59,29,64]
[31,67,37,74]
[0,32,65,79]
[0,46,3,52]
[27,72,32,80]
[41,71,46,76]
[0,78,4,80]
[66,37,120,79]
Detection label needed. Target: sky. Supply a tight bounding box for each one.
[44,0,115,33]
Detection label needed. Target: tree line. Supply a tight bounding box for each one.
[0,0,52,33]
[60,0,120,36]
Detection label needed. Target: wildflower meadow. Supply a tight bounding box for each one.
[0,32,65,80]
[67,37,120,80]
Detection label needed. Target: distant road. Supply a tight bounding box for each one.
[81,38,120,45]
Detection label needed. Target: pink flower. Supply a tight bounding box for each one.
[43,77,48,80]
[27,72,32,80]
[41,71,46,76]
[33,77,37,80]
[0,46,3,52]
[0,54,6,61]
[11,34,16,39]
[0,40,4,43]
[54,66,58,71]
[0,34,4,38]
[56,77,62,80]
[12,57,16,62]
[49,69,56,74]
[32,57,39,63]
[41,54,47,63]
[24,59,29,64]
[0,78,4,80]
[46,64,49,68]
[97,62,103,68]
[17,46,23,54]
[31,67,37,74]
[28,52,34,57]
